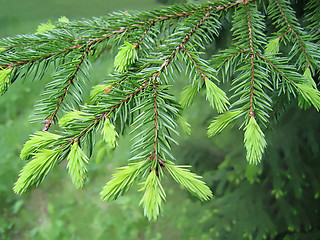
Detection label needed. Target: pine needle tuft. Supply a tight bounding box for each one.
[114,42,138,73]
[0,68,12,96]
[14,149,61,194]
[244,117,267,165]
[204,78,229,113]
[139,170,166,221]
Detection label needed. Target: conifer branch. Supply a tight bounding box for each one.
[136,20,155,49]
[0,32,76,53]
[133,8,216,173]
[150,80,163,171]
[43,45,92,131]
[4,0,319,221]
[41,31,135,130]
[278,29,291,40]
[0,44,81,70]
[65,4,219,152]
[257,54,295,85]
[181,46,207,79]
[305,0,320,42]
[39,7,215,127]
[273,0,311,69]
[0,26,127,72]
[76,81,150,142]
[245,4,256,115]
[0,1,249,70]
[155,7,214,78]
[224,48,250,64]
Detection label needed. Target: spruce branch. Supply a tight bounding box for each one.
[114,5,228,218]
[305,0,320,43]
[3,0,319,221]
[139,169,166,220]
[101,117,119,149]
[0,0,248,76]
[20,131,62,160]
[100,161,146,201]
[0,67,12,95]
[89,83,114,104]
[270,0,315,70]
[74,80,150,143]
[211,48,250,82]
[204,77,229,113]
[151,6,214,79]
[257,53,320,111]
[179,82,199,109]
[0,40,82,70]
[151,79,161,164]
[257,53,296,85]
[244,116,267,164]
[245,3,256,116]
[42,44,93,131]
[114,42,139,73]
[226,3,271,125]
[221,48,250,67]
[208,110,245,137]
[181,45,207,79]
[38,28,145,130]
[136,19,157,49]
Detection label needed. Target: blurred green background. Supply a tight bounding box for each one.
[1,0,320,239]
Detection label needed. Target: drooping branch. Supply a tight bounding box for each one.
[0,0,249,72]
[42,30,136,130]
[245,4,256,116]
[181,46,207,79]
[257,53,296,85]
[152,80,160,159]
[274,0,311,69]
[43,46,92,131]
[156,7,214,78]
[141,7,216,171]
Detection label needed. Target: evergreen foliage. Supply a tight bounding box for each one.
[0,0,319,221]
